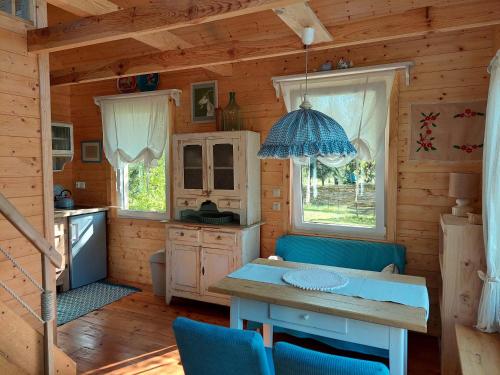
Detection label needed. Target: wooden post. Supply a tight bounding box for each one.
[41,256,55,375]
[35,0,56,374]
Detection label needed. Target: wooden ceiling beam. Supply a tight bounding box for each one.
[47,0,234,76]
[134,30,233,76]
[273,2,333,44]
[47,0,119,16]
[50,1,500,86]
[28,0,303,53]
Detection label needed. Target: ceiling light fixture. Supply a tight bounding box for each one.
[257,27,356,163]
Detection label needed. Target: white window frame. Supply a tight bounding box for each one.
[117,149,170,221]
[0,0,34,22]
[291,133,387,240]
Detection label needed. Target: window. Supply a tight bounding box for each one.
[292,147,386,238]
[118,151,169,220]
[96,91,177,221]
[0,0,33,21]
[286,72,394,238]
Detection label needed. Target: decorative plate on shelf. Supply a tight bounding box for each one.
[137,73,160,91]
[117,76,137,93]
[282,269,349,292]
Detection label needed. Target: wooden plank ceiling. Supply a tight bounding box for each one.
[41,0,500,86]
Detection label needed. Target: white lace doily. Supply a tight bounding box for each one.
[282,269,349,291]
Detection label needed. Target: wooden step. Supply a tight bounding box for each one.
[0,299,76,375]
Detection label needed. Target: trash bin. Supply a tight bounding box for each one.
[150,249,166,296]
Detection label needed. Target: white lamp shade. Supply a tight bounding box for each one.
[448,173,480,199]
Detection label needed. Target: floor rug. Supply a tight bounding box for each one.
[57,280,140,326]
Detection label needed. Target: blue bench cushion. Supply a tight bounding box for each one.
[275,235,406,273]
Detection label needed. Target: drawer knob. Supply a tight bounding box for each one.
[179,232,185,237]
[216,235,222,240]
[301,314,310,321]
[184,200,189,206]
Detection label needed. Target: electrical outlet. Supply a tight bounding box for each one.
[75,181,86,189]
[272,188,281,198]
[272,202,281,211]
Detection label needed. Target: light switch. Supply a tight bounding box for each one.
[75,181,86,189]
[272,202,281,211]
[272,188,281,198]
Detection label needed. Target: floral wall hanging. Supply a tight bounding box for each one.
[410,101,486,161]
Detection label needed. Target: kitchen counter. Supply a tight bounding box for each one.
[162,219,263,230]
[54,206,109,218]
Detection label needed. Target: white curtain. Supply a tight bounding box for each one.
[279,71,395,166]
[96,94,171,170]
[477,50,500,333]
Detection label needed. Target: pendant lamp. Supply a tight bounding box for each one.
[257,28,356,162]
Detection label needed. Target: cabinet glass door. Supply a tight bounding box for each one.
[180,141,206,194]
[207,139,239,196]
[52,124,72,153]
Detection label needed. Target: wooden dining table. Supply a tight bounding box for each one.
[209,258,428,375]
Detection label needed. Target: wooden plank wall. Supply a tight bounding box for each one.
[60,26,495,335]
[0,13,44,329]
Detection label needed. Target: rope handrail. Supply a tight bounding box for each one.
[0,193,62,268]
[0,246,55,323]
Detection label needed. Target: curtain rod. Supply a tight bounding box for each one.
[271,61,414,98]
[94,89,182,107]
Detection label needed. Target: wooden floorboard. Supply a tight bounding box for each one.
[57,283,440,374]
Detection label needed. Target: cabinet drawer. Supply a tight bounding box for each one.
[169,227,200,242]
[202,231,237,247]
[218,199,241,209]
[176,197,198,208]
[269,305,347,335]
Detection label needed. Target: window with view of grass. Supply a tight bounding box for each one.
[286,72,394,238]
[118,152,168,219]
[301,159,377,227]
[292,150,386,238]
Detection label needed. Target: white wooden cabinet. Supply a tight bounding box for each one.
[172,131,261,225]
[439,214,485,375]
[167,130,261,306]
[165,223,260,306]
[201,247,233,298]
[171,244,200,293]
[52,122,74,172]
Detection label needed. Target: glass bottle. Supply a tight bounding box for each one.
[223,92,242,131]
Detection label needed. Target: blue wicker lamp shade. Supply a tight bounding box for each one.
[257,105,357,159]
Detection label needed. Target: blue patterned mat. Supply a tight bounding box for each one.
[57,280,140,326]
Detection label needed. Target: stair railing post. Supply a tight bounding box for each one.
[42,255,55,375]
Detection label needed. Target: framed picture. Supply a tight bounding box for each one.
[191,80,218,123]
[81,141,102,163]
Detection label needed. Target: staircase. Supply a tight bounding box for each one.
[0,299,76,374]
[0,193,77,374]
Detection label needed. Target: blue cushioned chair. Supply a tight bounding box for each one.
[173,317,274,375]
[273,342,389,375]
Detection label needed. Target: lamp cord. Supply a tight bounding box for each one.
[304,44,309,101]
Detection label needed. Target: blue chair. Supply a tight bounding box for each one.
[273,342,389,375]
[173,317,274,375]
